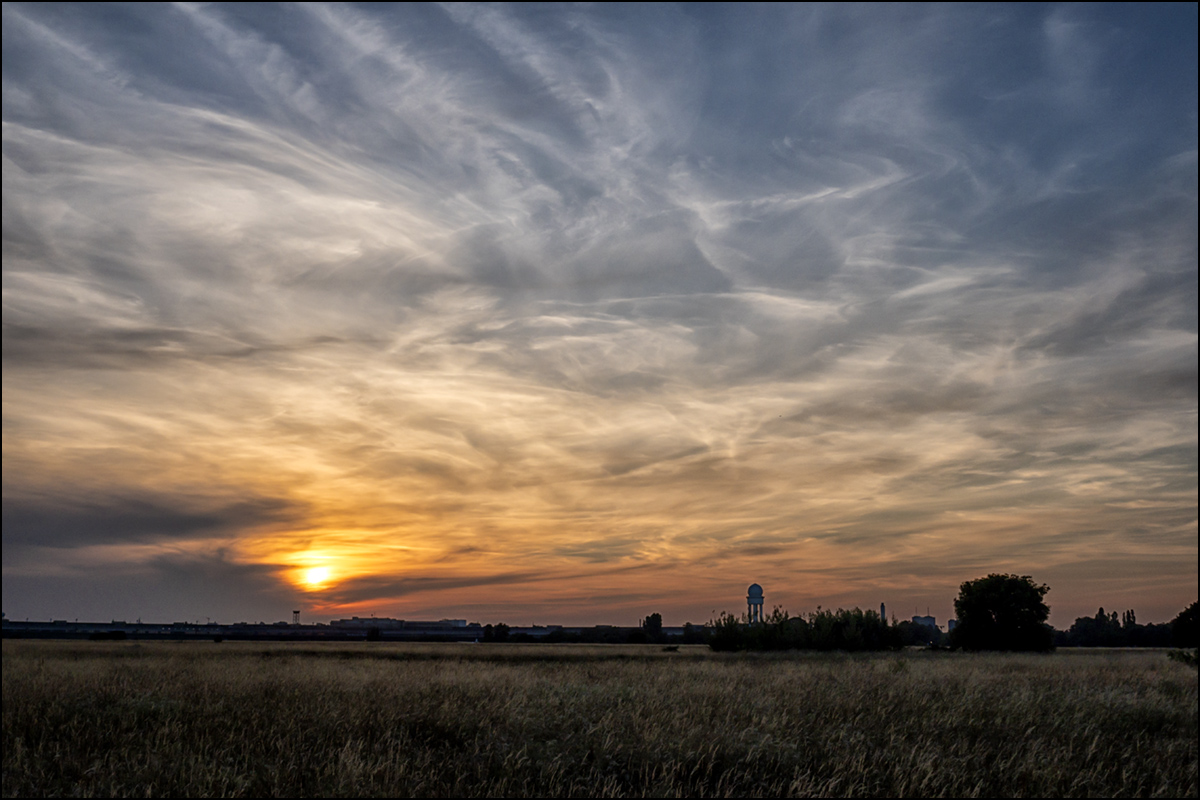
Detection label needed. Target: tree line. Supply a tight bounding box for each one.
[708,606,897,652]
[697,574,1198,653]
[478,618,707,645]
[1056,607,1181,648]
[470,576,1197,653]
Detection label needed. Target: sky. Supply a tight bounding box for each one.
[3,3,1196,628]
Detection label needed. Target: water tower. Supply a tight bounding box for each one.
[747,584,764,623]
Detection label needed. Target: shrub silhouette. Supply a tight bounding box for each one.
[707,606,899,652]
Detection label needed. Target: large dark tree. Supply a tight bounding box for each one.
[951,574,1054,651]
[1172,601,1198,648]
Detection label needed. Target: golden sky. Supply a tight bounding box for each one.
[3,4,1196,626]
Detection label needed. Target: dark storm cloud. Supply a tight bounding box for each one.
[2,488,300,548]
[2,3,1195,623]
[2,316,374,371]
[319,570,547,606]
[2,549,297,624]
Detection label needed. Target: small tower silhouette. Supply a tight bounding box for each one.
[292,610,300,626]
[747,584,764,624]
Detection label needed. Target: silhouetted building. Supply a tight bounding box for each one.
[747,583,764,623]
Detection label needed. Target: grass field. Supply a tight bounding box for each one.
[3,641,1196,797]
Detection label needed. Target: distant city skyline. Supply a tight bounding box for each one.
[3,4,1196,628]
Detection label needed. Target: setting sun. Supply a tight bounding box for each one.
[304,566,331,589]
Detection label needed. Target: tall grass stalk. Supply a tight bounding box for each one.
[3,642,1196,797]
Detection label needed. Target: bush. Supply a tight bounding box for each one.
[1167,649,1198,668]
[707,607,899,652]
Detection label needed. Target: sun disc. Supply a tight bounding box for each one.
[305,566,330,587]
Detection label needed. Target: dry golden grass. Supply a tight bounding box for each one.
[3,641,1196,797]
